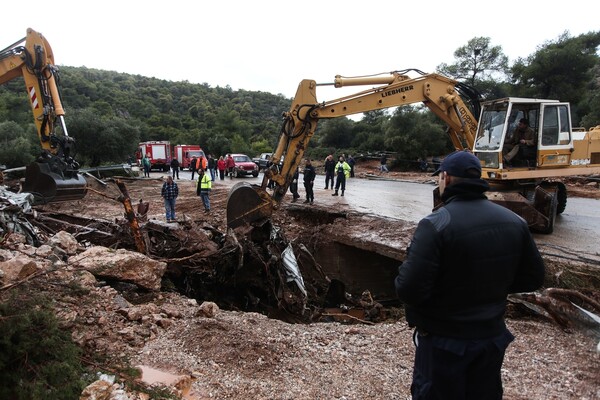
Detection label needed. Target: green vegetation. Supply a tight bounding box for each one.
[1,31,598,169]
[0,292,86,399]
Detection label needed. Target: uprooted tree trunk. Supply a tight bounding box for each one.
[115,179,146,254]
[510,288,600,335]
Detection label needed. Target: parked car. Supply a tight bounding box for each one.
[231,154,259,177]
[252,153,272,170]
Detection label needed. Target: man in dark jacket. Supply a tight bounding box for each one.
[170,158,180,180]
[323,155,335,189]
[380,154,389,172]
[207,154,216,181]
[347,155,356,177]
[289,167,301,202]
[395,150,545,400]
[303,159,316,204]
[190,156,197,180]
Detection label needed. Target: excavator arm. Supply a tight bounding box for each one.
[0,28,86,203]
[227,70,480,228]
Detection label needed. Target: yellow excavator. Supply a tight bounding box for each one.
[227,69,600,234]
[0,28,87,203]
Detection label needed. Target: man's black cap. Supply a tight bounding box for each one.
[432,151,482,178]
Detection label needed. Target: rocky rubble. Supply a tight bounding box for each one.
[0,225,598,399]
[1,170,600,399]
[6,227,596,400]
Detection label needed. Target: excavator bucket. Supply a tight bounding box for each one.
[486,188,556,234]
[226,182,274,228]
[22,162,87,204]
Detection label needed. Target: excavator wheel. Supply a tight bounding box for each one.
[532,184,559,234]
[226,181,273,229]
[538,190,558,234]
[22,162,87,204]
[556,182,567,214]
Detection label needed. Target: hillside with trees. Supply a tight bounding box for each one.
[0,31,598,169]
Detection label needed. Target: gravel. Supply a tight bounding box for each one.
[131,296,600,400]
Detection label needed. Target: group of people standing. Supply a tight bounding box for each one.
[160,153,238,222]
[289,154,353,203]
[208,154,236,180]
[161,152,357,219]
[323,154,352,196]
[165,153,237,182]
[192,153,235,181]
[160,167,212,222]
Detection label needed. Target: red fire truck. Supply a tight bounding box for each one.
[138,141,171,171]
[174,145,206,170]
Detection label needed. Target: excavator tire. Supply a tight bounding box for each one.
[557,182,567,214]
[226,181,273,229]
[532,184,559,234]
[22,162,87,204]
[539,190,558,234]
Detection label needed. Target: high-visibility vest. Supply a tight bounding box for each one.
[196,157,207,171]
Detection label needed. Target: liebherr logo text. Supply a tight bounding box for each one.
[381,85,414,97]
[459,106,477,132]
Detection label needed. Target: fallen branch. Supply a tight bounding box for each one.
[544,288,600,313]
[319,312,375,325]
[115,180,146,254]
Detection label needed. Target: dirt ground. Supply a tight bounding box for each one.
[6,160,600,399]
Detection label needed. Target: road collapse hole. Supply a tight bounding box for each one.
[312,241,401,305]
[163,218,402,324]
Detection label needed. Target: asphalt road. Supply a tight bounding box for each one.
[161,169,600,261]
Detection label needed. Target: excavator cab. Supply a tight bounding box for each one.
[473,98,578,233]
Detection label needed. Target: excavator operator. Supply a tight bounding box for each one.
[503,118,536,166]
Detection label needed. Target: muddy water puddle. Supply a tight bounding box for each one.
[138,365,198,399]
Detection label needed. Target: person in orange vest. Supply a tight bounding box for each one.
[191,156,206,180]
[197,155,207,171]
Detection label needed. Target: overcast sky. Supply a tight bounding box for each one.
[2,0,598,100]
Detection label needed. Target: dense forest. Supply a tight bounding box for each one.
[1,31,599,169]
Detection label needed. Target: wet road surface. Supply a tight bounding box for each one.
[165,170,600,261]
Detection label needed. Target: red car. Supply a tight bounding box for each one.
[231,154,259,177]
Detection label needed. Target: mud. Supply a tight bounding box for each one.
[23,161,600,323]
